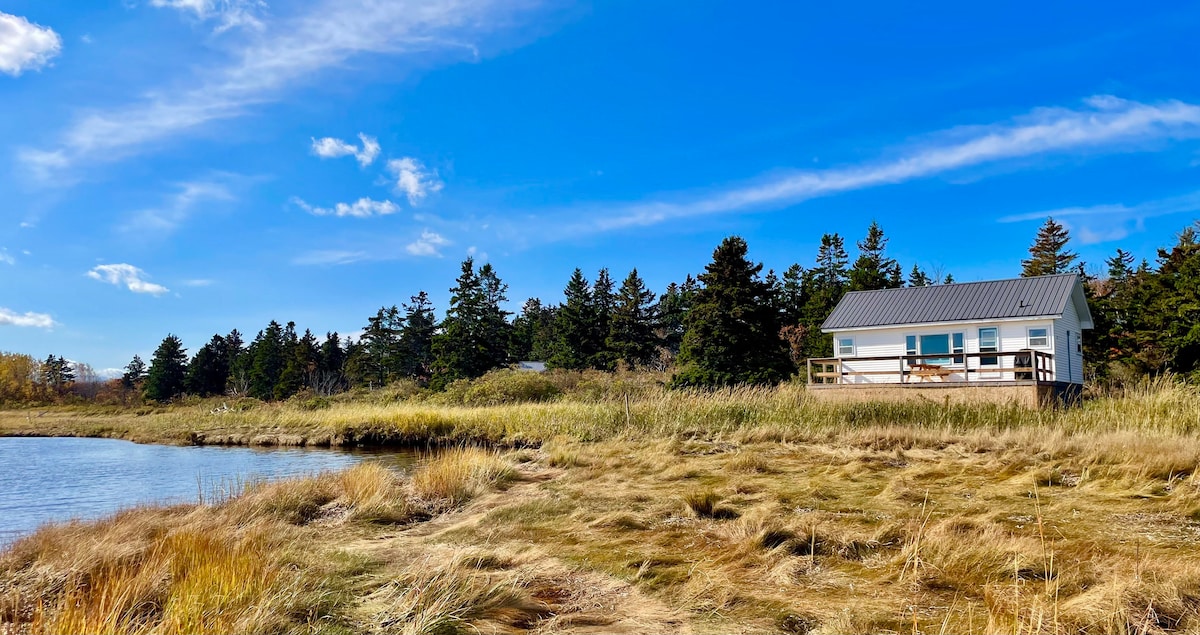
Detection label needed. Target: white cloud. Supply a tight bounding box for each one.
[291,196,399,218]
[0,249,13,265]
[999,190,1200,245]
[311,136,357,159]
[0,12,62,76]
[387,157,443,205]
[0,307,55,328]
[565,96,1200,234]
[121,178,237,236]
[291,249,368,266]
[310,133,381,166]
[27,0,547,174]
[149,0,266,33]
[405,230,450,257]
[87,264,170,295]
[182,278,215,286]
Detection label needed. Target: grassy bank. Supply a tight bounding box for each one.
[5,376,1200,633]
[2,372,1199,449]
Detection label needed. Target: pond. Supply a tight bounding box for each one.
[0,437,419,545]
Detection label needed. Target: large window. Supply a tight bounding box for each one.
[979,327,998,367]
[1028,327,1049,348]
[906,332,964,365]
[837,337,855,357]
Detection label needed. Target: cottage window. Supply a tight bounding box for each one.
[979,327,999,366]
[952,332,964,364]
[1028,328,1049,348]
[905,336,917,357]
[837,337,855,357]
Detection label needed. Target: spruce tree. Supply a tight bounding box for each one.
[144,334,188,403]
[274,322,305,399]
[121,355,147,390]
[431,258,512,387]
[779,264,807,325]
[248,321,285,400]
[399,292,436,381]
[315,332,346,395]
[591,268,617,369]
[550,269,598,370]
[848,221,902,291]
[607,268,660,369]
[673,236,793,387]
[658,275,699,358]
[908,264,932,287]
[1021,217,1077,276]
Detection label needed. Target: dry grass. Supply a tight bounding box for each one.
[6,377,1200,633]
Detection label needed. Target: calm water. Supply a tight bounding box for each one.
[0,437,417,545]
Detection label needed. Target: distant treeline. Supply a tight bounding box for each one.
[2,218,1198,405]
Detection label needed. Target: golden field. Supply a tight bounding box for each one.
[4,373,1200,633]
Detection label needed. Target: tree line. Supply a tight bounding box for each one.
[3,218,1198,406]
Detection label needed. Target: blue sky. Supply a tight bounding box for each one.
[2,1,1199,374]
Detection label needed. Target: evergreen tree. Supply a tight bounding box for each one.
[143,334,188,403]
[398,292,436,381]
[185,334,231,396]
[848,221,903,291]
[943,274,955,285]
[40,355,75,392]
[591,268,617,369]
[796,233,850,359]
[908,264,932,287]
[248,321,286,400]
[1147,224,1200,376]
[673,237,793,387]
[274,322,306,399]
[314,332,346,395]
[607,268,660,369]
[510,298,556,362]
[550,269,598,370]
[658,275,700,359]
[356,306,403,387]
[1021,217,1077,276]
[779,264,807,325]
[224,329,248,395]
[121,355,147,390]
[431,258,513,387]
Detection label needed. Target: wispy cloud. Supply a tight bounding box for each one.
[87,264,170,295]
[121,179,237,236]
[149,0,267,34]
[291,249,368,266]
[311,133,380,167]
[0,249,13,265]
[405,230,450,257]
[0,307,55,328]
[25,0,548,174]
[387,157,443,205]
[999,190,1200,245]
[182,278,215,287]
[291,196,399,218]
[562,96,1200,235]
[0,12,62,77]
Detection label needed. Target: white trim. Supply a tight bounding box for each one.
[823,314,1063,334]
[1027,326,1051,349]
[836,336,856,357]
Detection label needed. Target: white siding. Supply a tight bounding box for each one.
[830,317,1072,384]
[1054,301,1084,384]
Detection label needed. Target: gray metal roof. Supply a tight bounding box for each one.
[822,273,1090,331]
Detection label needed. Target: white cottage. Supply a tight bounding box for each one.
[807,273,1093,406]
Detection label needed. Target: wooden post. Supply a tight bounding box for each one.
[899,356,905,384]
[807,358,813,384]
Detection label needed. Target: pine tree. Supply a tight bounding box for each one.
[779,264,807,325]
[848,221,902,291]
[121,355,147,390]
[274,321,305,399]
[399,292,436,381]
[40,355,75,391]
[314,332,346,395]
[908,264,932,287]
[673,236,793,387]
[185,334,231,396]
[431,258,512,387]
[1021,217,1077,276]
[658,275,699,358]
[357,306,403,387]
[591,268,617,369]
[550,269,598,370]
[510,298,556,362]
[248,321,285,400]
[143,334,188,403]
[607,268,660,369]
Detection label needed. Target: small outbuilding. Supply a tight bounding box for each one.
[806,273,1093,407]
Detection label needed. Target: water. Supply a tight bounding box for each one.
[0,437,417,545]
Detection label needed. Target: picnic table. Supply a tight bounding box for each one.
[907,363,953,382]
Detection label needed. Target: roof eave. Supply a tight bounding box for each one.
[822,314,1064,334]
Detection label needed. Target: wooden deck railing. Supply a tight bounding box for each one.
[806,350,1054,385]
